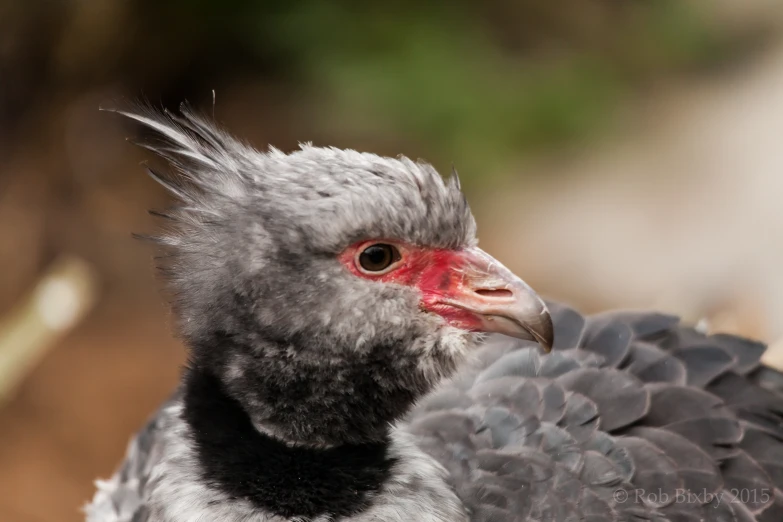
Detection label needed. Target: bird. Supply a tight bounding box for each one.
[86,105,783,522]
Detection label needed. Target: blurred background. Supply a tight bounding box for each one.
[3,0,783,520]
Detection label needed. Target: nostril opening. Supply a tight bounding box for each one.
[475,288,513,298]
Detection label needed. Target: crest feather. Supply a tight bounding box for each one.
[110,103,477,264]
[105,103,250,207]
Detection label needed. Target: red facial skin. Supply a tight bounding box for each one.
[338,240,484,331]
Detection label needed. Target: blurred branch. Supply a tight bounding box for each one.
[0,256,98,403]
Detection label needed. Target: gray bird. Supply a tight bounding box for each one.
[86,106,783,522]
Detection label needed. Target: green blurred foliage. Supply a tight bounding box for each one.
[3,0,771,180]
[193,0,733,176]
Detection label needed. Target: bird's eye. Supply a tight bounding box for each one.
[358,244,401,273]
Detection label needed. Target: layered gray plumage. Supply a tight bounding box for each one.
[408,307,783,521]
[87,106,783,522]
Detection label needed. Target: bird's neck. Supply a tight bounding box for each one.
[187,329,436,448]
[181,364,397,519]
[176,332,466,521]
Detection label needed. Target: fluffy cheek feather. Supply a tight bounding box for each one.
[337,241,482,332]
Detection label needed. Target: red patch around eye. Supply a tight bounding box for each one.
[338,240,484,331]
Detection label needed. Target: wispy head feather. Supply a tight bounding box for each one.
[110,104,477,339]
[110,104,480,447]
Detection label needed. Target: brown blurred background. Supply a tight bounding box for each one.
[3,1,783,520]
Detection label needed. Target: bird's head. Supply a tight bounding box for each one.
[119,106,552,446]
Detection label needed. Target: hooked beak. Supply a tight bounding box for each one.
[430,247,553,351]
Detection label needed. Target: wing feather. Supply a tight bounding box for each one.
[408,303,783,521]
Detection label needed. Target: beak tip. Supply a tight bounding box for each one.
[533,311,554,353]
[442,246,555,352]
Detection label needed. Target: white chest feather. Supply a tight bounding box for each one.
[86,403,466,522]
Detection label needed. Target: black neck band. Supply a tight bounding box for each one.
[182,364,396,520]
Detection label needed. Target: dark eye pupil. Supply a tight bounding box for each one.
[359,244,398,272]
